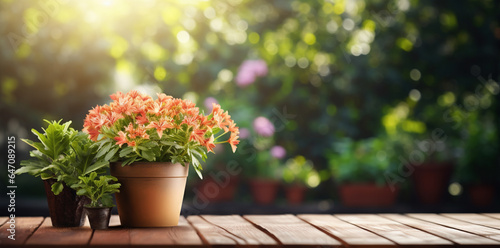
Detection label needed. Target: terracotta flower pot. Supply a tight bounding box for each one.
[285,184,307,205]
[195,176,239,202]
[43,179,89,227]
[249,179,280,205]
[85,206,112,230]
[110,162,189,227]
[469,184,495,206]
[339,183,398,207]
[412,161,453,204]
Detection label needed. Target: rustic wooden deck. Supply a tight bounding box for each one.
[2,214,500,247]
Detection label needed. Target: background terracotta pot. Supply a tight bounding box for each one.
[339,183,398,207]
[412,161,453,204]
[249,179,280,205]
[195,176,239,202]
[43,179,89,227]
[285,184,307,205]
[468,184,495,206]
[110,162,188,227]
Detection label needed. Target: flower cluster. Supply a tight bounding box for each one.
[235,59,268,87]
[83,91,239,177]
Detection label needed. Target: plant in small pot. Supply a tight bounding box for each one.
[327,137,399,207]
[248,143,285,205]
[454,113,498,206]
[83,90,239,227]
[410,136,455,205]
[282,155,320,205]
[16,120,109,227]
[71,172,121,229]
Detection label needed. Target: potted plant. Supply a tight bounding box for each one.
[282,155,320,204]
[327,137,399,207]
[16,120,109,227]
[83,90,239,227]
[248,143,285,205]
[454,113,498,206]
[71,172,121,229]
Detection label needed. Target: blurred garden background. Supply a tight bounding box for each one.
[1,0,499,215]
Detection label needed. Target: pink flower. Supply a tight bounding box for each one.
[253,116,275,137]
[239,128,250,139]
[270,146,286,159]
[235,59,268,87]
[204,97,218,112]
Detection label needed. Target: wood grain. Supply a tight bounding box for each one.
[187,215,244,245]
[0,216,44,247]
[443,213,500,230]
[381,214,499,245]
[129,216,203,247]
[408,214,500,242]
[90,215,130,248]
[244,214,341,247]
[299,214,395,247]
[200,215,278,246]
[0,216,8,225]
[336,214,452,246]
[483,214,500,220]
[25,217,93,247]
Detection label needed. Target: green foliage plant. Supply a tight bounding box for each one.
[327,137,397,185]
[455,113,499,184]
[282,156,320,188]
[71,172,121,208]
[16,120,109,195]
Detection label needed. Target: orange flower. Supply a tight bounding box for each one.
[157,93,172,103]
[190,129,206,144]
[114,131,128,147]
[146,118,173,138]
[136,113,149,125]
[125,123,149,139]
[204,135,216,153]
[110,91,125,101]
[228,132,240,153]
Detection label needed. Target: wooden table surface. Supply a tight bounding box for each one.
[2,213,500,247]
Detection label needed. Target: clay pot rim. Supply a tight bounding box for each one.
[110,161,189,178]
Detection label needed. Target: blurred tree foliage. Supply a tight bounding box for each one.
[1,0,499,185]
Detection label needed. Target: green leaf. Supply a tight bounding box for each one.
[40,173,54,180]
[96,142,112,159]
[76,189,87,195]
[104,146,119,161]
[142,150,155,161]
[119,146,134,157]
[83,160,109,175]
[51,181,64,195]
[22,139,46,155]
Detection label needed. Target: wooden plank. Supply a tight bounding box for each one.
[381,214,500,245]
[0,217,45,246]
[243,214,341,247]
[90,215,130,248]
[336,214,453,246]
[483,213,500,220]
[187,215,243,245]
[25,217,93,247]
[408,214,500,242]
[443,213,500,230]
[299,214,396,247]
[200,215,278,245]
[129,216,203,247]
[0,216,8,225]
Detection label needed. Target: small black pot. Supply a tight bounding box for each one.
[84,206,112,230]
